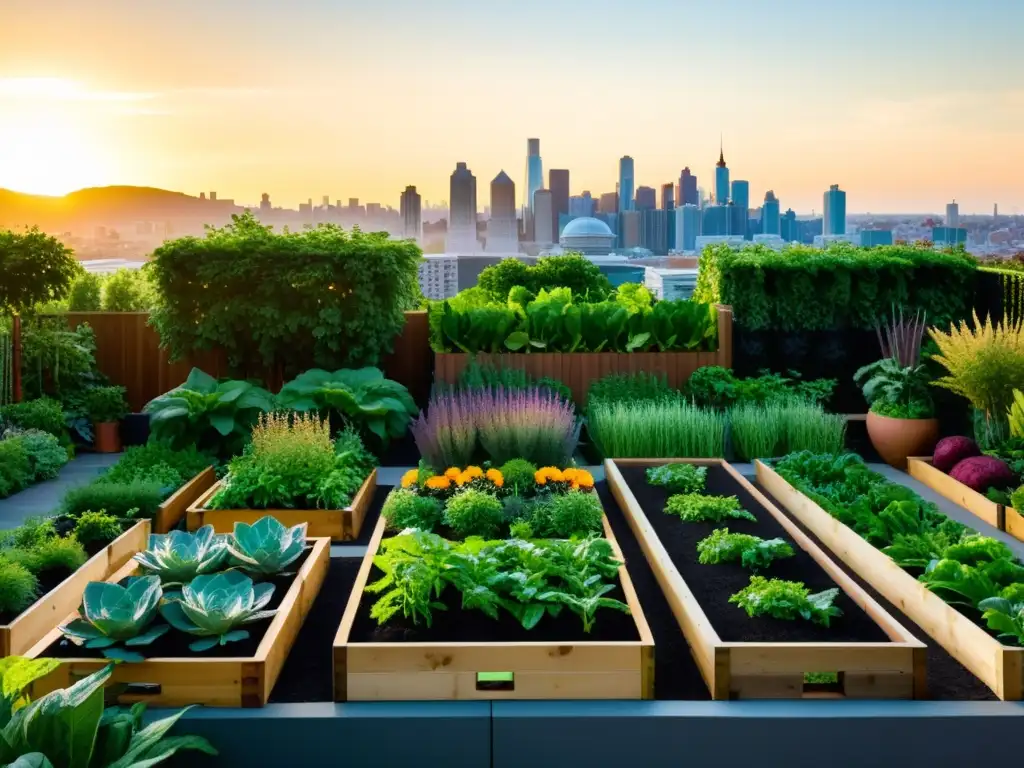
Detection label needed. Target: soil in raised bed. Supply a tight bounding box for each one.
[352,484,388,546]
[614,464,889,644]
[270,557,362,703]
[41,549,313,661]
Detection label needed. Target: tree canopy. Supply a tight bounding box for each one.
[0,228,81,314]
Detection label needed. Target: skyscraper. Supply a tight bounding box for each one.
[619,156,635,213]
[598,192,619,214]
[486,172,518,253]
[781,208,798,242]
[400,185,422,242]
[619,210,641,248]
[679,168,698,207]
[549,169,570,241]
[532,189,553,246]
[525,139,543,214]
[640,209,670,255]
[946,200,960,228]
[761,190,780,236]
[730,180,749,239]
[823,184,847,235]
[446,162,479,253]
[259,193,271,213]
[675,204,701,252]
[702,205,729,237]
[569,192,595,218]
[661,183,675,210]
[715,142,730,205]
[635,186,656,211]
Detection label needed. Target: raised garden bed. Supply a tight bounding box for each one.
[153,466,217,533]
[333,512,655,701]
[757,460,1024,700]
[605,459,925,699]
[0,520,150,657]
[26,536,331,708]
[186,469,377,542]
[906,457,1005,531]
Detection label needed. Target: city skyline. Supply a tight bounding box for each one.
[1,0,1022,214]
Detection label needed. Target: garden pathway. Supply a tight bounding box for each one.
[0,453,120,529]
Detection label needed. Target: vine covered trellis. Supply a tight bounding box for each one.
[1001,270,1024,326]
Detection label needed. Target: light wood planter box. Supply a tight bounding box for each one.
[757,460,1024,700]
[907,457,1005,530]
[27,537,331,708]
[606,459,925,700]
[0,520,149,658]
[333,513,655,701]
[185,469,377,542]
[153,467,217,534]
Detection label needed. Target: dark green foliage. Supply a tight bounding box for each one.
[477,255,613,303]
[685,366,737,409]
[854,358,934,417]
[458,358,529,391]
[73,511,124,549]
[102,267,154,311]
[978,597,1024,645]
[3,429,68,482]
[1012,485,1024,513]
[442,489,504,539]
[536,376,573,404]
[68,272,102,311]
[83,385,129,422]
[381,489,444,532]
[664,493,756,523]
[693,242,976,332]
[499,458,539,495]
[586,372,675,406]
[0,397,67,439]
[646,463,707,494]
[62,480,163,520]
[0,438,32,498]
[148,211,422,374]
[686,366,837,410]
[0,518,55,550]
[7,535,87,576]
[536,490,604,538]
[101,443,212,496]
[0,227,81,313]
[729,576,842,627]
[501,494,533,524]
[0,559,38,616]
[697,528,795,571]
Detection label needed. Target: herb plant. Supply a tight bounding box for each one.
[381,489,444,532]
[73,511,123,550]
[588,400,726,459]
[646,464,707,494]
[442,489,504,539]
[535,490,604,538]
[83,384,130,423]
[697,528,795,571]
[0,560,38,618]
[729,576,842,627]
[664,493,756,523]
[499,458,540,495]
[101,443,212,496]
[62,479,163,521]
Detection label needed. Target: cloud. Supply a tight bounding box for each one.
[0,78,156,102]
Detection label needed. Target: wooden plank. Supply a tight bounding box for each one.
[186,470,376,541]
[1005,507,1024,543]
[757,459,1024,701]
[347,670,643,701]
[0,520,149,657]
[907,457,1002,529]
[27,538,330,708]
[153,467,216,533]
[607,459,924,700]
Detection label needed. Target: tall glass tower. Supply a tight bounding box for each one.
[761,190,781,236]
[823,184,847,235]
[525,138,543,214]
[715,142,730,205]
[619,156,635,213]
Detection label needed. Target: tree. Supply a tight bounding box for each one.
[68,272,103,311]
[102,267,153,311]
[0,228,81,314]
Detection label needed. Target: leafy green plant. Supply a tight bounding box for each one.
[5,429,68,482]
[664,493,756,523]
[102,267,154,311]
[60,576,169,661]
[0,560,38,618]
[67,271,103,311]
[144,367,275,458]
[477,255,613,304]
[499,459,539,495]
[84,385,130,423]
[536,490,604,538]
[686,366,738,409]
[588,400,726,459]
[381,489,444,532]
[729,576,842,627]
[101,444,211,497]
[228,517,308,577]
[978,597,1024,644]
[782,403,848,455]
[0,398,67,442]
[62,480,163,521]
[276,367,417,448]
[697,528,795,571]
[6,537,87,578]
[586,372,675,408]
[73,512,124,550]
[0,659,216,768]
[133,525,231,585]
[854,358,935,418]
[160,570,276,652]
[443,489,504,539]
[0,438,33,498]
[0,227,81,314]
[646,464,707,494]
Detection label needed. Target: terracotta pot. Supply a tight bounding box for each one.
[94,421,122,454]
[866,411,939,470]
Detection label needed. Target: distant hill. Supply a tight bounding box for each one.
[0,186,242,229]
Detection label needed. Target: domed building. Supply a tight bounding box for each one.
[558,216,616,256]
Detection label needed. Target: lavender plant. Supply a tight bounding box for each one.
[411,390,479,468]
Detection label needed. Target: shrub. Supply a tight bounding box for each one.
[646,464,707,494]
[381,489,443,532]
[500,459,539,495]
[101,443,211,493]
[949,456,1015,493]
[73,511,124,550]
[7,536,87,576]
[477,255,613,303]
[67,272,103,311]
[149,211,422,374]
[0,397,67,441]
[0,227,81,313]
[61,480,163,520]
[0,559,38,617]
[102,267,153,311]
[933,436,981,473]
[664,493,756,523]
[587,372,675,407]
[10,429,68,482]
[442,489,504,539]
[0,518,56,550]
[83,385,129,423]
[0,438,32,498]
[686,366,738,409]
[538,491,604,538]
[588,400,726,459]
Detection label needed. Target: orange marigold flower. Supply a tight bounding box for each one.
[455,471,473,486]
[464,465,484,479]
[401,469,419,488]
[571,470,595,490]
[444,467,462,480]
[535,467,565,485]
[562,468,579,481]
[426,475,452,490]
[486,468,504,487]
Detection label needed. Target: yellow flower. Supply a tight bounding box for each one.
[562,468,579,482]
[571,470,595,490]
[401,469,419,489]
[426,475,452,490]
[486,468,504,488]
[463,465,484,479]
[444,467,462,480]
[455,471,473,486]
[535,467,565,485]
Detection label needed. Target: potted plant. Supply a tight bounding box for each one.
[84,385,130,453]
[854,308,938,469]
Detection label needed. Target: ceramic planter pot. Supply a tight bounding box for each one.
[94,421,122,453]
[866,411,939,470]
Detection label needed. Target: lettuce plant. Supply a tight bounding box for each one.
[60,576,169,661]
[134,525,231,585]
[229,517,308,576]
[978,597,1024,644]
[729,576,842,627]
[160,571,276,652]
[664,493,756,523]
[646,463,707,494]
[696,528,794,571]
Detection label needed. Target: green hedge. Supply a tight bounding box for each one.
[693,243,977,331]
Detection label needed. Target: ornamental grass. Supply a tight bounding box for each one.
[588,400,726,459]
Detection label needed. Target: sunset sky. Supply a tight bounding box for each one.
[1,0,1021,214]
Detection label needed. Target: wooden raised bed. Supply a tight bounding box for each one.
[26,537,331,708]
[186,469,377,541]
[434,305,733,406]
[153,466,217,533]
[0,520,150,658]
[906,457,1004,530]
[757,460,1024,700]
[333,512,655,701]
[606,459,925,700]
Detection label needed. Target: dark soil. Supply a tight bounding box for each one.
[615,465,889,644]
[352,485,388,546]
[41,550,312,660]
[270,558,362,703]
